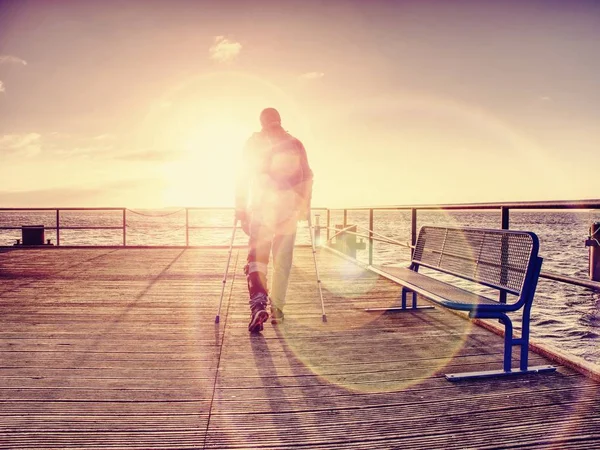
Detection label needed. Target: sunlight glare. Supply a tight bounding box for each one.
[139,71,306,207]
[160,116,251,207]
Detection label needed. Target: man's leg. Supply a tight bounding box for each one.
[270,225,297,323]
[246,220,272,332]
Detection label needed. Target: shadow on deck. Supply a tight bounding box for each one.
[0,248,598,449]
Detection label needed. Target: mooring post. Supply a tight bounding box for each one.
[587,222,600,282]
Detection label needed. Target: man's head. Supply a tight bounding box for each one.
[260,107,281,130]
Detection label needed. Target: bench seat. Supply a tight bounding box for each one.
[388,267,501,311]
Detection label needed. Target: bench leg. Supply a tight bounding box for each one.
[519,303,533,371]
[365,288,435,313]
[445,311,555,381]
[500,314,514,372]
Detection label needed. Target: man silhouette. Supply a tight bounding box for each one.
[235,108,313,332]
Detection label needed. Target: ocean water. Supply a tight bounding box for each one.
[1,208,599,367]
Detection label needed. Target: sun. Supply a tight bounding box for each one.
[160,117,252,207]
[138,71,308,208]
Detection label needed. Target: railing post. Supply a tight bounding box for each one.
[501,206,509,230]
[343,209,347,227]
[314,213,321,246]
[326,209,330,242]
[411,208,417,259]
[122,208,127,247]
[185,208,189,247]
[369,208,374,266]
[56,209,60,247]
[588,222,600,282]
[500,206,509,303]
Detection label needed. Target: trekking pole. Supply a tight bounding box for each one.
[308,214,327,322]
[215,217,238,324]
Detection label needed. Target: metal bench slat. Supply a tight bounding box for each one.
[384,267,501,311]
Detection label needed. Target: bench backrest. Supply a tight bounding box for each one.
[413,226,540,296]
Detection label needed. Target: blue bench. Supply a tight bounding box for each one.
[372,226,556,381]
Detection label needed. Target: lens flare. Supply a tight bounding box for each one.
[270,250,475,394]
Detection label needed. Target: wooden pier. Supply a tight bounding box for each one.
[0,247,598,449]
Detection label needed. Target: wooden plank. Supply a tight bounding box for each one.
[0,248,597,450]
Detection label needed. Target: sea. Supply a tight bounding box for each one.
[1,208,599,368]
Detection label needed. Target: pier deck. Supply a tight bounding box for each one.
[0,248,598,449]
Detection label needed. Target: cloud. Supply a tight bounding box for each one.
[209,36,242,63]
[0,179,165,208]
[0,187,109,207]
[539,96,552,102]
[44,135,116,159]
[93,133,117,140]
[0,132,118,160]
[0,55,27,94]
[0,133,41,148]
[0,55,27,65]
[0,132,183,163]
[0,133,42,157]
[299,72,325,80]
[48,132,72,138]
[115,149,185,162]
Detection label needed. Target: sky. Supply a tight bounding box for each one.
[0,0,599,208]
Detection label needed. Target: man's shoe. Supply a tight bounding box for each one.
[248,293,269,333]
[271,306,284,325]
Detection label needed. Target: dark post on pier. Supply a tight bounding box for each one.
[21,225,45,245]
[588,222,600,281]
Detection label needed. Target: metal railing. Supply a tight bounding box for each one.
[1,200,599,292]
[0,208,127,247]
[317,199,600,292]
[0,207,239,247]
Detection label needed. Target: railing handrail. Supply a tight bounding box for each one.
[2,199,598,212]
[0,206,331,212]
[0,207,126,211]
[326,199,600,211]
[323,224,410,248]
